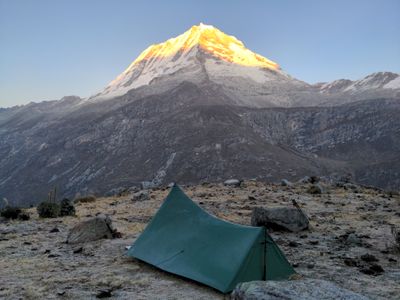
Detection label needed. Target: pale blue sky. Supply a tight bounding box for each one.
[1,0,399,107]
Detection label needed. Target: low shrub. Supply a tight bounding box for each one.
[59,198,76,216]
[74,195,96,204]
[37,201,60,218]
[18,212,30,221]
[0,206,22,219]
[0,206,30,221]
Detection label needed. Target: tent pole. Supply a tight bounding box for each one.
[263,227,267,280]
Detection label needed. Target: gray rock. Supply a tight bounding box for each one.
[281,179,293,187]
[131,190,150,201]
[307,183,324,194]
[231,279,369,300]
[66,216,114,244]
[140,181,157,190]
[251,207,309,232]
[298,176,312,184]
[224,179,242,187]
[346,233,362,246]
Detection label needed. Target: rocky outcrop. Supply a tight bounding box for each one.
[231,279,369,300]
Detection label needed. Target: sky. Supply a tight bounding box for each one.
[0,0,399,107]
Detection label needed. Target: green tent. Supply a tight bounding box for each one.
[127,184,295,293]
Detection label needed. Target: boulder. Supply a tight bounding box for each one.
[66,215,115,244]
[231,279,369,300]
[281,179,293,187]
[307,183,324,194]
[224,179,242,187]
[251,207,309,232]
[140,181,157,190]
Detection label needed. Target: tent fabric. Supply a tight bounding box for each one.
[127,184,295,293]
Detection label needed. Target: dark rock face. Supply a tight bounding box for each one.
[66,216,114,244]
[0,82,399,207]
[231,279,369,300]
[251,207,309,232]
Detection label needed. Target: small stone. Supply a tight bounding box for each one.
[346,233,362,246]
[281,179,292,186]
[224,179,242,187]
[131,190,150,201]
[96,289,112,298]
[50,227,60,233]
[359,264,384,276]
[369,264,384,273]
[298,176,312,184]
[73,247,83,254]
[307,184,324,194]
[360,254,378,262]
[344,258,358,267]
[288,241,299,247]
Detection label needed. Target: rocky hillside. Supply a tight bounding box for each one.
[0,180,399,299]
[1,88,399,207]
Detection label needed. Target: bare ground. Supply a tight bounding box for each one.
[0,181,399,299]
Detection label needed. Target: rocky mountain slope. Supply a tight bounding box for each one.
[1,86,399,206]
[0,23,399,206]
[1,181,399,299]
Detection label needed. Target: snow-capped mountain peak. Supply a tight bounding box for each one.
[123,23,280,74]
[91,23,288,101]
